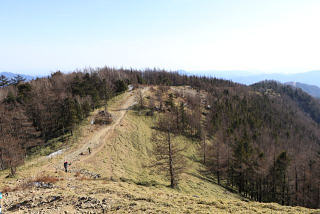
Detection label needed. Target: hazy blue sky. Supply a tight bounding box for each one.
[1,0,320,75]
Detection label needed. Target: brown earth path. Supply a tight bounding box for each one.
[50,87,148,177]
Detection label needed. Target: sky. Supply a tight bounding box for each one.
[1,0,320,76]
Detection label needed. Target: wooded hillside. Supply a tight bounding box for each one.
[0,68,319,208]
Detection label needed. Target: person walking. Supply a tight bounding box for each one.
[64,161,69,172]
[88,147,91,154]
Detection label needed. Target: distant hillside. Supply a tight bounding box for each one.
[231,71,320,87]
[0,72,35,81]
[285,82,320,98]
[252,80,320,124]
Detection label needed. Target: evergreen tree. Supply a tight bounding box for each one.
[11,75,26,86]
[0,75,9,87]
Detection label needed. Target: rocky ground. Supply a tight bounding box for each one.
[3,178,319,213]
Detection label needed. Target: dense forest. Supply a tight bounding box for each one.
[0,68,319,208]
[203,81,320,208]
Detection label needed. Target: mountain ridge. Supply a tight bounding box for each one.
[285,81,320,98]
[182,70,320,87]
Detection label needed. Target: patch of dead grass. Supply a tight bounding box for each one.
[1,175,63,193]
[33,175,62,183]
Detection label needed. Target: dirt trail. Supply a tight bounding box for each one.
[49,87,148,176]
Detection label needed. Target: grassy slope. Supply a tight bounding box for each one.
[0,89,319,213]
[101,110,317,213]
[71,103,318,213]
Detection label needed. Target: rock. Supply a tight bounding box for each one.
[93,174,101,179]
[242,198,250,202]
[33,182,53,189]
[47,149,64,158]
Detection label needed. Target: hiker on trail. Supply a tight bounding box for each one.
[88,147,91,154]
[64,161,69,172]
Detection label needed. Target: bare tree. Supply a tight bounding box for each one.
[156,88,163,111]
[136,89,144,110]
[200,130,207,165]
[0,105,39,176]
[151,112,187,188]
[207,130,227,185]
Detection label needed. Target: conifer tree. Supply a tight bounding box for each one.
[0,75,9,87]
[151,112,186,188]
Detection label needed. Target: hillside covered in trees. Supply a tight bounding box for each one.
[0,67,320,209]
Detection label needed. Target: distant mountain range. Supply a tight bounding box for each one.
[0,72,35,81]
[285,82,320,98]
[183,70,320,88]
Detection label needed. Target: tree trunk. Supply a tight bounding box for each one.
[317,184,320,208]
[203,136,206,164]
[10,166,16,176]
[217,151,220,185]
[168,130,175,188]
[281,174,286,205]
[303,168,306,206]
[295,166,298,204]
[0,149,4,170]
